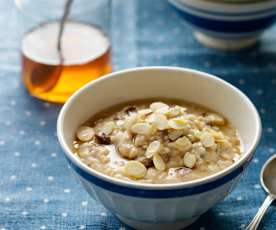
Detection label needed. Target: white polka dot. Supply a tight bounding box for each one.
[40,225,46,230]
[127,53,135,60]
[31,163,37,168]
[113,30,120,37]
[156,54,162,60]
[5,197,11,202]
[254,184,261,189]
[113,64,119,70]
[221,70,229,75]
[19,130,25,135]
[172,27,180,35]
[62,212,68,218]
[64,189,71,193]
[5,121,11,126]
[141,11,149,18]
[253,158,259,163]
[239,224,245,229]
[126,23,134,30]
[81,201,88,207]
[157,35,165,43]
[1,228,6,230]
[238,79,245,85]
[219,212,225,216]
[204,61,211,68]
[40,121,46,126]
[260,108,266,114]
[44,102,51,108]
[10,100,16,106]
[35,140,41,145]
[10,175,16,181]
[156,4,165,11]
[51,153,57,158]
[100,212,107,217]
[118,227,125,230]
[237,196,243,201]
[47,176,54,181]
[22,211,28,216]
[25,110,32,116]
[14,152,21,157]
[14,83,20,89]
[200,227,205,230]
[0,140,5,146]
[269,148,275,153]
[43,198,49,203]
[26,187,32,192]
[267,127,273,133]
[79,225,86,230]
[256,89,263,95]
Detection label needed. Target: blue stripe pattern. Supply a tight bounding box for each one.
[67,156,247,198]
[175,7,276,33]
[170,0,276,17]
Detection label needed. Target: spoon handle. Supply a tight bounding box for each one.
[245,195,274,230]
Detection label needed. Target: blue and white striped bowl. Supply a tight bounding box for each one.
[169,0,276,49]
[57,67,261,230]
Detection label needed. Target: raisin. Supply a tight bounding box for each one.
[138,157,153,168]
[95,133,111,145]
[125,106,137,114]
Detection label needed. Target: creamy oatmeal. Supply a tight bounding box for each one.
[73,100,241,184]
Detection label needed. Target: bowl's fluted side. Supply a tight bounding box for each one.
[77,172,241,224]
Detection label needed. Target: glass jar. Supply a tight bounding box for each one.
[15,0,112,103]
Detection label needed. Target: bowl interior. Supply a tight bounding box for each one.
[58,67,261,186]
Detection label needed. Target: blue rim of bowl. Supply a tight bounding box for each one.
[175,7,276,33]
[169,0,276,17]
[66,154,248,198]
[57,67,262,198]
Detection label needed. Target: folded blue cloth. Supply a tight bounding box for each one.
[0,0,275,229]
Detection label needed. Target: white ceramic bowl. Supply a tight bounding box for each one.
[169,0,276,50]
[57,67,261,230]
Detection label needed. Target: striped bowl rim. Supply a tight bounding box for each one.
[67,154,247,198]
[169,0,276,16]
[174,6,276,33]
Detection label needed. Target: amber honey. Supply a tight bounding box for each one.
[21,21,111,103]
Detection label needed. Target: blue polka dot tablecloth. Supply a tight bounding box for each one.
[0,0,276,229]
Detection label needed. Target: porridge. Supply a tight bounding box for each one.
[73,100,241,184]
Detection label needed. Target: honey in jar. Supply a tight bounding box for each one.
[21,21,111,103]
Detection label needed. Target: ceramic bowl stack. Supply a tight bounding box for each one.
[169,0,276,50]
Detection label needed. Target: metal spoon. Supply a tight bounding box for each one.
[246,154,276,230]
[29,0,73,93]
